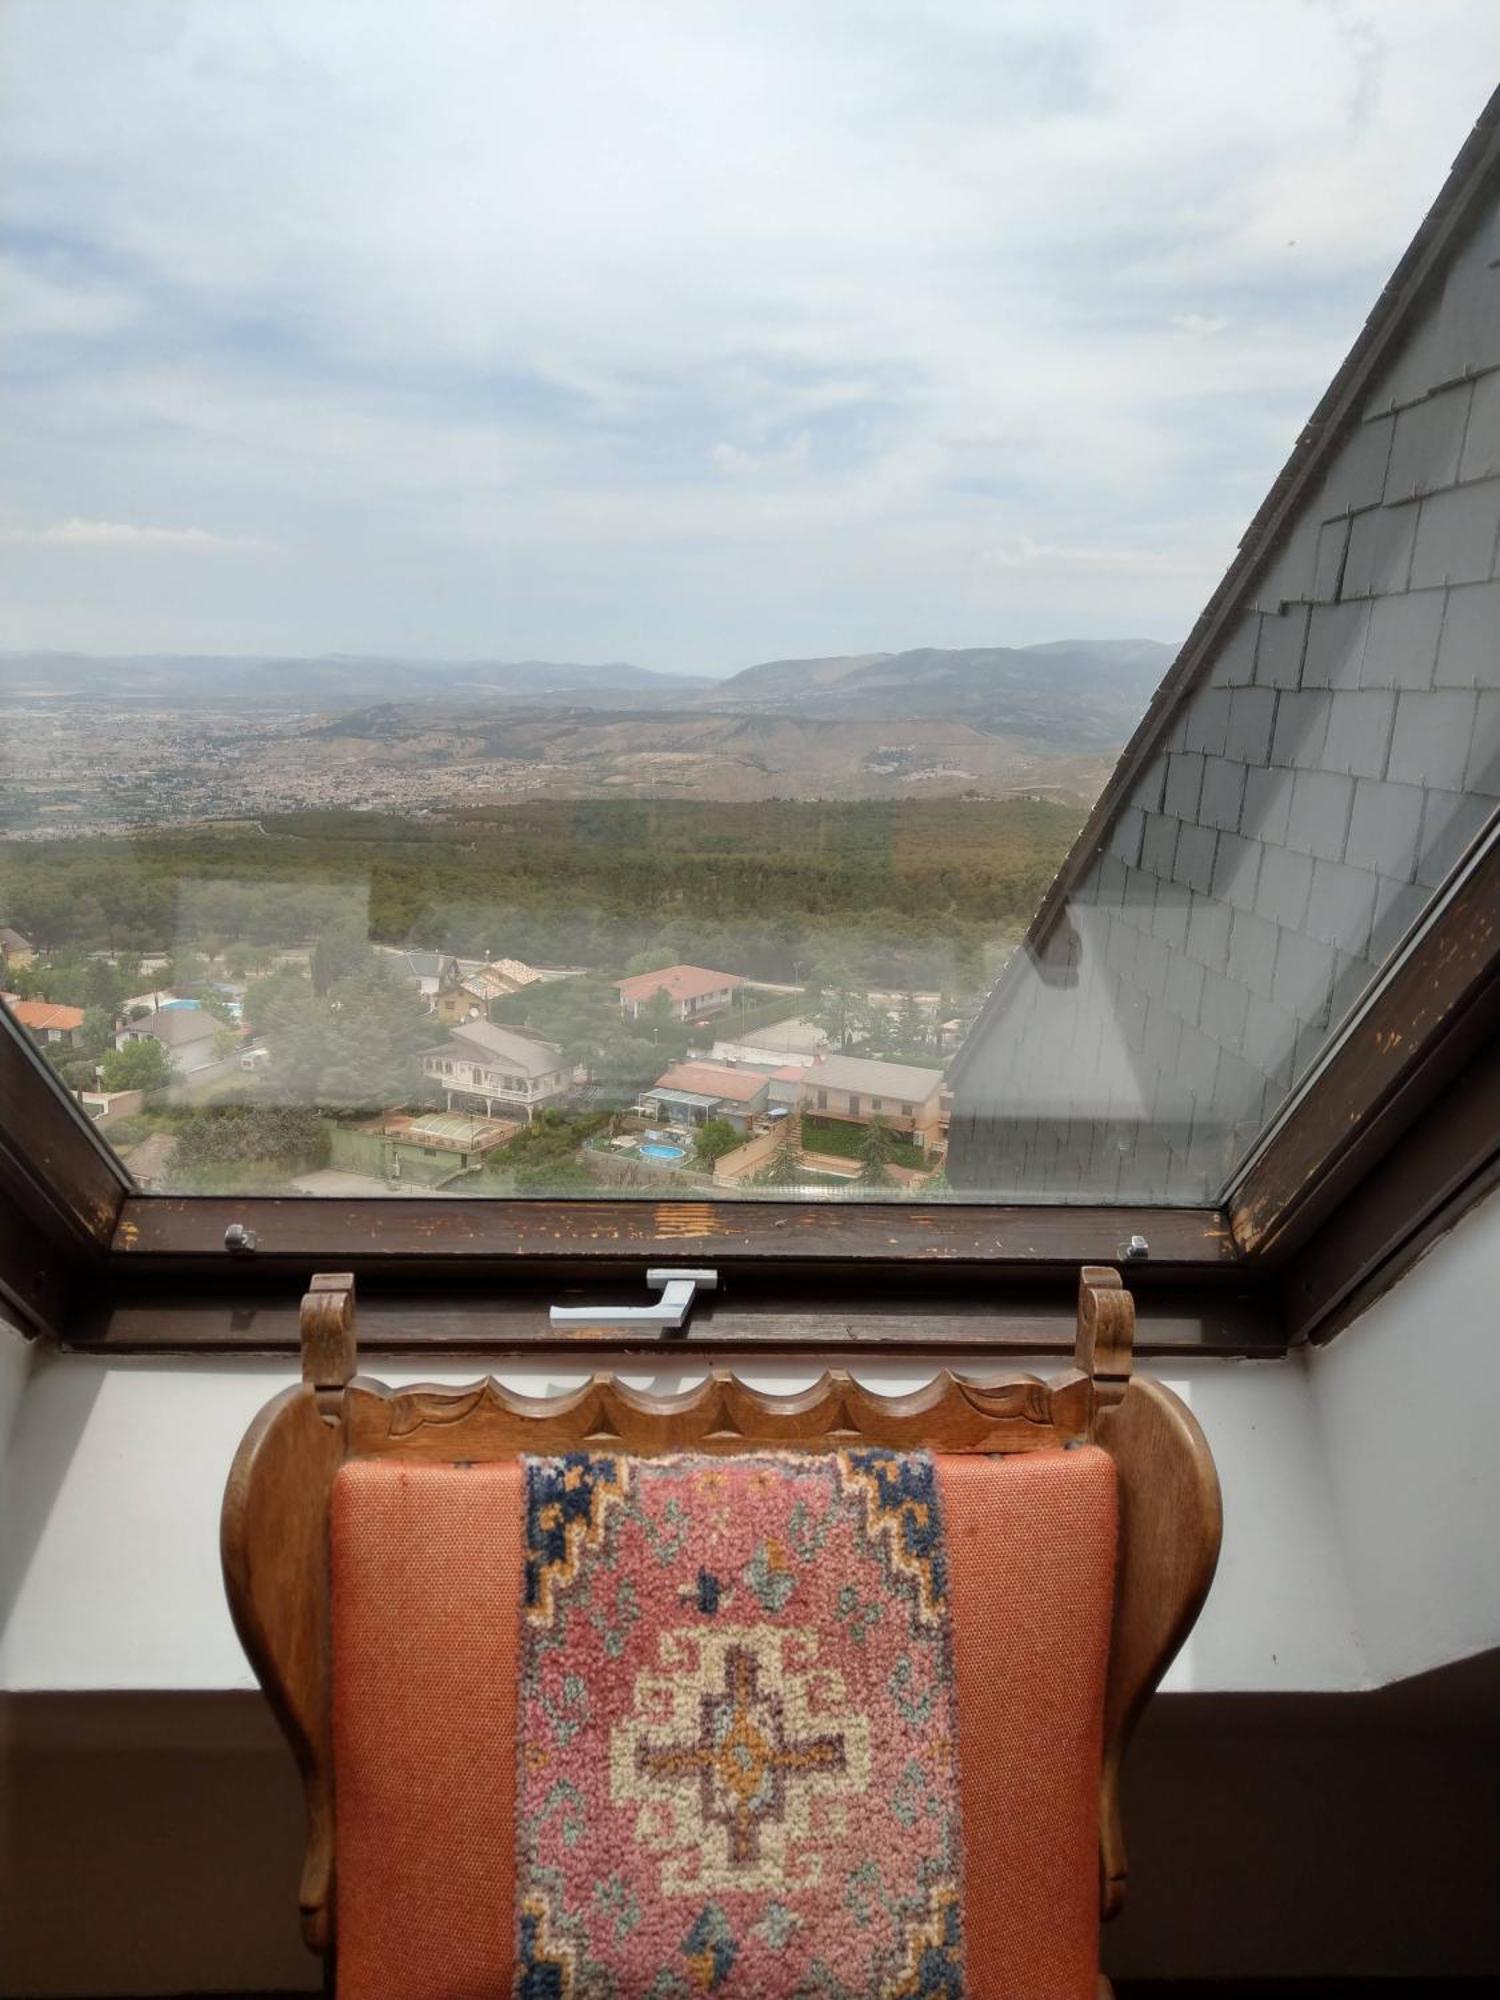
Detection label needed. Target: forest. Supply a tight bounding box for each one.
[0,797,1082,994]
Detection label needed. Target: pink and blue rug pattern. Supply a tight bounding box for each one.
[516,1449,966,1998]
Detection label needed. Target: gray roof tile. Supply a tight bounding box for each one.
[1312,517,1351,600]
[1259,519,1320,606]
[1303,600,1370,689]
[1386,688,1478,789]
[1321,688,1396,779]
[1163,752,1205,820]
[1272,927,1337,1025]
[1415,788,1495,888]
[1305,858,1378,953]
[1409,478,1500,589]
[1345,776,1424,877]
[1211,830,1262,911]
[1271,689,1332,768]
[1318,411,1396,516]
[1140,812,1178,877]
[1458,369,1500,482]
[1206,613,1258,687]
[1340,501,1418,598]
[1254,844,1314,931]
[1385,382,1472,502]
[1358,589,1444,689]
[1180,687,1232,756]
[1240,765,1295,845]
[1466,691,1500,796]
[1199,755,1246,832]
[1225,906,1279,997]
[1286,767,1355,861]
[1253,603,1311,687]
[1225,685,1277,765]
[1433,578,1500,687]
[1174,821,1218,895]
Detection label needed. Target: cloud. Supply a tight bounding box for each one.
[1,1,1498,665]
[981,535,1221,580]
[0,518,272,552]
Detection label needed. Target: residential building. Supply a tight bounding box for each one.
[734,1016,831,1058]
[767,1065,808,1112]
[387,950,461,1010]
[639,1060,770,1132]
[710,1037,817,1069]
[422,1019,569,1122]
[0,925,36,970]
[4,997,85,1046]
[800,1053,947,1150]
[377,1112,513,1186]
[614,964,746,1022]
[450,958,547,1018]
[114,1004,222,1078]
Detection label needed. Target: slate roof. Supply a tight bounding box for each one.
[803,1054,945,1103]
[126,1006,217,1047]
[434,1018,563,1078]
[947,84,1500,1202]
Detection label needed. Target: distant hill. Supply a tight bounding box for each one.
[0,637,1179,749]
[0,652,709,708]
[704,640,1178,745]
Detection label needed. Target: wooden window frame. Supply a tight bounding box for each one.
[2,819,1497,1362]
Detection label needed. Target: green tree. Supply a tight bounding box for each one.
[641,988,676,1040]
[856,1116,897,1189]
[99,1037,172,1093]
[79,1006,115,1057]
[752,1122,804,1188]
[311,925,375,996]
[693,1116,739,1168]
[243,964,312,1033]
[259,958,437,1114]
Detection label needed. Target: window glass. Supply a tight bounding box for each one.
[2,6,1498,1202]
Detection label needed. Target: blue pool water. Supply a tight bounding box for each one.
[639,1141,687,1162]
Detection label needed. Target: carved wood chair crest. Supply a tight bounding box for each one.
[223,1266,1221,1995]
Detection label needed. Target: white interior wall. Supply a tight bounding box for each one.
[1307,1189,1500,1684]
[0,1348,1366,1695]
[5,1161,1500,1697]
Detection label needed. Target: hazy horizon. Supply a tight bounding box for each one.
[0,631,1178,683]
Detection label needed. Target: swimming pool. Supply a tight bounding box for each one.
[639,1141,687,1162]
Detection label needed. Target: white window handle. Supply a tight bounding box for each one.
[548,1267,719,1330]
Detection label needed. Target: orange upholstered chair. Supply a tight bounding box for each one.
[223,1269,1219,2000]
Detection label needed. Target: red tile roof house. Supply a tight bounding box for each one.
[4,997,86,1045]
[640,1060,769,1132]
[614,964,746,1022]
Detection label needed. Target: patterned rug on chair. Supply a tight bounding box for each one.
[517,1449,964,1998]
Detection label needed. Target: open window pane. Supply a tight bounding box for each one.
[2,8,1497,1205]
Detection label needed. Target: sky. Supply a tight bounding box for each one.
[3,2,1500,676]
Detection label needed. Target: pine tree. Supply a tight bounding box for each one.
[752,1120,803,1188]
[856,1116,897,1189]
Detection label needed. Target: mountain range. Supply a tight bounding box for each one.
[1,638,1176,746]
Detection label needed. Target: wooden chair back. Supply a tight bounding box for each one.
[222,1266,1220,1979]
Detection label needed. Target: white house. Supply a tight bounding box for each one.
[422,1019,570,1123]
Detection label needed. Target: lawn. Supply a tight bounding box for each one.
[799,1114,926,1169]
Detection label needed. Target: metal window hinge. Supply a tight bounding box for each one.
[549,1267,719,1333]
